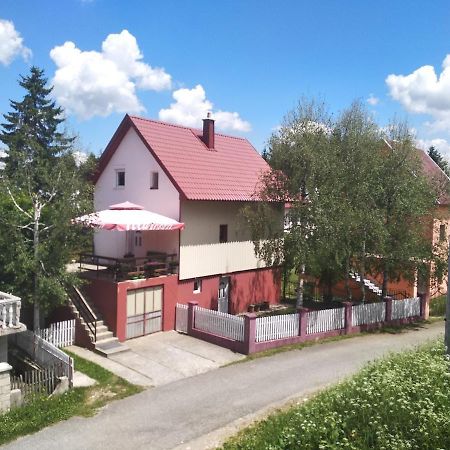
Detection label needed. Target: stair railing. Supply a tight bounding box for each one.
[67,285,97,343]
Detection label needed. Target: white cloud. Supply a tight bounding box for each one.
[416,137,450,161]
[0,19,31,65]
[386,55,450,129]
[50,30,172,120]
[159,84,251,132]
[367,94,379,106]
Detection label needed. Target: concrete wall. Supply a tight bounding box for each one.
[0,363,11,413]
[0,336,7,363]
[94,127,181,259]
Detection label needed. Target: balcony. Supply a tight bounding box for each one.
[0,291,26,336]
[77,252,179,281]
[179,240,267,280]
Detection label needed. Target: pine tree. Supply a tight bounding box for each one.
[0,67,93,330]
[428,146,450,178]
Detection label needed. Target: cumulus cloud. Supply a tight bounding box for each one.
[416,137,450,161]
[159,84,251,132]
[367,94,379,106]
[50,30,171,120]
[386,55,450,129]
[0,19,31,65]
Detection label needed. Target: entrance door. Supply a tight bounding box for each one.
[126,286,163,339]
[218,277,230,313]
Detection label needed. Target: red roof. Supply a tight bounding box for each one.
[95,115,270,201]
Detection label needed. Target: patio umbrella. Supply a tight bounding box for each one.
[73,201,184,231]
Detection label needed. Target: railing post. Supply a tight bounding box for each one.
[243,313,257,354]
[187,301,198,335]
[384,296,393,323]
[342,301,353,334]
[298,307,309,338]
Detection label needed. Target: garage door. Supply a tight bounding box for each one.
[126,286,163,339]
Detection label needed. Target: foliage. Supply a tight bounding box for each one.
[429,295,447,317]
[0,352,142,446]
[0,67,94,328]
[428,146,450,178]
[222,340,450,450]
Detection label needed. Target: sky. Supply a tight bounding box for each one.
[2,0,450,159]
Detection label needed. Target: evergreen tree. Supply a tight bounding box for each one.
[0,67,93,330]
[428,146,450,178]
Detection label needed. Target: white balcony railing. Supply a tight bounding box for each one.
[0,291,22,330]
[179,240,267,280]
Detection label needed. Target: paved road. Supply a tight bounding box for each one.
[3,322,444,450]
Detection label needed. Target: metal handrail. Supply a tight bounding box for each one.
[67,285,97,343]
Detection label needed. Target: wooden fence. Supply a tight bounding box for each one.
[194,306,245,342]
[37,320,75,348]
[307,307,345,334]
[175,303,188,333]
[352,302,386,326]
[392,297,420,320]
[10,366,64,398]
[256,314,299,342]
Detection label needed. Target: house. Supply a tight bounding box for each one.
[0,291,26,413]
[76,114,282,346]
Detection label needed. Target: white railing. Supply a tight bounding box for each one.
[0,291,22,329]
[352,302,386,326]
[194,306,245,341]
[179,240,266,280]
[307,308,345,335]
[37,320,75,348]
[256,313,299,342]
[175,303,188,333]
[392,297,421,320]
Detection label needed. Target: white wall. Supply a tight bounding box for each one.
[94,128,181,258]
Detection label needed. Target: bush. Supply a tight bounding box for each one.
[430,295,446,317]
[222,340,450,450]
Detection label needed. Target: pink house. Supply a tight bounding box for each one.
[78,114,281,346]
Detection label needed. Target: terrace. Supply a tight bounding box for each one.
[0,291,26,336]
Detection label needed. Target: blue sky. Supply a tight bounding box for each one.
[2,0,450,158]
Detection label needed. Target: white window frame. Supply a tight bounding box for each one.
[193,278,202,294]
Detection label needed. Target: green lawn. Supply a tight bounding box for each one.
[222,340,450,450]
[0,352,143,445]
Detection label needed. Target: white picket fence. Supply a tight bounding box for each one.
[194,306,245,341]
[256,313,299,342]
[307,307,345,335]
[175,303,188,333]
[36,320,75,348]
[352,302,386,326]
[392,297,421,320]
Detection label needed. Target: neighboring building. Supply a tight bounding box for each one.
[0,291,26,413]
[78,114,281,343]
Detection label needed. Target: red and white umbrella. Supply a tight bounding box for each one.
[73,201,184,231]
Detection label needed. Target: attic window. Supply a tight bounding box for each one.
[116,170,125,188]
[150,171,159,190]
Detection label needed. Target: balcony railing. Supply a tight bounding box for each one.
[0,291,22,330]
[179,240,267,280]
[78,252,179,281]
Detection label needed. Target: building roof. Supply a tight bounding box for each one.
[94,114,270,201]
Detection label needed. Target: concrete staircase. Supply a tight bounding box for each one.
[67,287,129,357]
[349,272,382,296]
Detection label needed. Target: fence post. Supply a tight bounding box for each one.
[243,313,257,354]
[298,307,309,338]
[187,301,198,335]
[342,302,353,334]
[384,296,393,323]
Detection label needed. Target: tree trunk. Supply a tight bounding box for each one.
[382,266,389,299]
[360,239,366,303]
[345,257,352,301]
[296,264,305,308]
[33,203,41,331]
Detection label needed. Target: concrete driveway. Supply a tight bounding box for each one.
[108,331,244,387]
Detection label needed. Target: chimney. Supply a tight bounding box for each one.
[202,112,215,149]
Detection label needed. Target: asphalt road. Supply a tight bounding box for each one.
[3,321,444,450]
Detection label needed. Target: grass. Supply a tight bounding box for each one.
[222,340,450,450]
[0,352,143,446]
[430,294,447,317]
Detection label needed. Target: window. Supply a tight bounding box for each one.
[134,231,143,247]
[116,169,125,188]
[439,224,446,242]
[193,278,202,294]
[150,171,159,189]
[219,224,228,243]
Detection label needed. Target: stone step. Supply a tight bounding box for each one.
[94,338,129,357]
[95,330,114,341]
